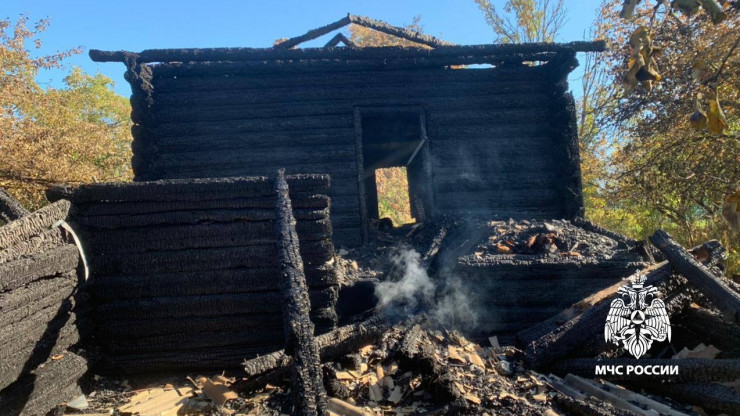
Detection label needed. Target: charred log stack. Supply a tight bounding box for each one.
[46,175,339,373]
[452,218,650,334]
[0,198,90,415]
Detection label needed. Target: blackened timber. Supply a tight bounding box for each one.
[0,276,76,314]
[0,351,89,416]
[46,175,330,203]
[274,15,352,49]
[650,229,740,322]
[239,316,388,391]
[150,66,548,93]
[0,245,79,292]
[145,56,559,77]
[95,290,338,320]
[0,200,70,251]
[89,41,605,64]
[678,307,740,351]
[273,169,328,416]
[97,309,337,339]
[152,82,550,108]
[0,188,29,222]
[72,194,329,216]
[92,267,338,301]
[0,227,67,265]
[78,220,332,253]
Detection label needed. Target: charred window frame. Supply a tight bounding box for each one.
[353,105,435,242]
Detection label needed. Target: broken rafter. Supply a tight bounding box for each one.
[650,229,740,323]
[324,33,356,49]
[273,14,453,50]
[274,169,328,416]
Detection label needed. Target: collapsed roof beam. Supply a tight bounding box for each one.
[89,40,605,64]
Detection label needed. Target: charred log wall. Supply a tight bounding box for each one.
[119,51,582,246]
[46,175,339,373]
[0,200,91,415]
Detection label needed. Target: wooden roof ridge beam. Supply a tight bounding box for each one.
[324,33,356,48]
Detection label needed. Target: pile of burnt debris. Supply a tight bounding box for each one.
[3,183,740,415]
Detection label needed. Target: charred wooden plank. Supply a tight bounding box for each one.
[86,241,333,275]
[274,169,328,416]
[650,229,740,322]
[100,328,286,354]
[678,306,740,351]
[0,245,79,292]
[0,275,75,313]
[78,220,332,254]
[239,316,388,393]
[0,200,70,251]
[0,227,68,265]
[0,188,29,222]
[98,308,337,340]
[95,289,337,320]
[73,194,329,216]
[0,274,80,327]
[0,351,89,416]
[73,207,330,229]
[91,266,338,301]
[46,175,329,203]
[0,317,85,391]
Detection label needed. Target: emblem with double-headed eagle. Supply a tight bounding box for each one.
[604,272,671,359]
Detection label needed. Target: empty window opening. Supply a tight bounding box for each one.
[375,167,414,227]
[359,110,433,232]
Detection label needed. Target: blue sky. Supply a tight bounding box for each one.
[5,0,602,96]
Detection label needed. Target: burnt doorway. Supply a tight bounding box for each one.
[354,107,434,241]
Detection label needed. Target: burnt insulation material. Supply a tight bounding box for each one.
[50,175,339,373]
[0,201,89,415]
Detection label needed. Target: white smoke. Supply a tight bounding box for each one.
[374,248,479,331]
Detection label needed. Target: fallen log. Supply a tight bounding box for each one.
[274,169,328,416]
[238,316,389,390]
[640,382,740,415]
[678,306,740,351]
[521,240,724,369]
[552,358,740,383]
[650,229,740,323]
[0,188,29,222]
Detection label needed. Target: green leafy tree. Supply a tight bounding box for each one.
[0,16,132,209]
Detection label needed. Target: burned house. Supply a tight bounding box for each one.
[90,14,605,247]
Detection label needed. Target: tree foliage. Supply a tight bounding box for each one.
[0,16,132,209]
[583,0,740,275]
[474,0,567,43]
